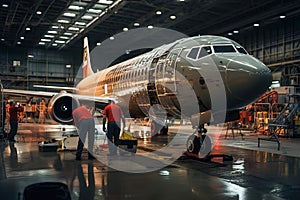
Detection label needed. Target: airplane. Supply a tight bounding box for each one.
[2,35,272,155]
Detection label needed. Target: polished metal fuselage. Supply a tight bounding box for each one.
[76,35,272,119]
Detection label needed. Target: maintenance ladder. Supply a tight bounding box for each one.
[258,94,300,150]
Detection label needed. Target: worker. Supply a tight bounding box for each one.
[38,99,46,124]
[5,101,10,132]
[8,101,23,142]
[103,100,125,155]
[72,101,95,160]
[30,102,37,123]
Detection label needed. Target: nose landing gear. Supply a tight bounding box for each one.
[185,124,233,162]
[186,125,211,157]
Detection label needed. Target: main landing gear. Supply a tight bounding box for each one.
[185,125,233,162]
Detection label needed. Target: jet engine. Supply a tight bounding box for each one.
[48,91,80,124]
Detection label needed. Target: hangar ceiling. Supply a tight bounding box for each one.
[1,0,300,50]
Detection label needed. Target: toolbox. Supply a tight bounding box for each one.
[39,141,59,152]
[119,131,138,154]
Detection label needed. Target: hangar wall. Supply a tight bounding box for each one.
[0,47,81,90]
[232,13,300,87]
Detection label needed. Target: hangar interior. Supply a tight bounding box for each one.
[1,0,300,200]
[1,0,300,135]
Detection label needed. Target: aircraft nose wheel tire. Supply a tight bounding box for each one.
[186,135,212,156]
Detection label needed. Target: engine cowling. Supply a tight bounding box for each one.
[48,91,80,124]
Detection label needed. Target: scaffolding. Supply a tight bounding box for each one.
[254,103,272,134]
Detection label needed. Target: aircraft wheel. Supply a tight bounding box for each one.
[186,135,212,156]
[186,135,200,154]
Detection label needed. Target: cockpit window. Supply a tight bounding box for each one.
[187,47,200,59]
[198,46,212,59]
[213,45,236,53]
[235,45,248,54]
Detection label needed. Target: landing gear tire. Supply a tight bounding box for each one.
[186,135,212,156]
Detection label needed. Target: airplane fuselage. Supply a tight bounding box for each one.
[76,35,272,122]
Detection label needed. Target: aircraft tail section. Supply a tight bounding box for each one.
[82,37,94,78]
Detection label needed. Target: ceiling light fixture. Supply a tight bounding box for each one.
[17,41,21,44]
[68,5,83,10]
[68,27,79,31]
[41,38,51,42]
[2,4,8,7]
[156,11,162,15]
[96,42,101,46]
[170,15,176,20]
[75,22,86,26]
[280,15,286,19]
[59,36,69,39]
[123,27,128,32]
[63,12,76,17]
[253,23,260,27]
[147,25,154,29]
[48,30,58,34]
[44,35,55,38]
[233,30,239,34]
[134,23,140,27]
[110,36,115,40]
[88,9,102,14]
[58,19,70,24]
[98,0,113,5]
[39,42,45,45]
[55,40,65,44]
[26,27,31,31]
[52,43,58,46]
[36,11,42,15]
[20,36,24,40]
[82,15,93,20]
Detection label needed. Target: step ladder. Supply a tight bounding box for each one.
[268,94,300,136]
[258,94,300,150]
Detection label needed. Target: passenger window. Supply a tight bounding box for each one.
[187,47,200,59]
[235,46,248,54]
[198,46,212,59]
[213,45,236,53]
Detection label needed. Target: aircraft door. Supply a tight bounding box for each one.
[161,48,182,94]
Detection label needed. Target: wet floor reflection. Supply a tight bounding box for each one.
[0,137,299,199]
[211,144,300,199]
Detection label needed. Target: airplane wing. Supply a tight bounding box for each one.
[2,88,115,124]
[33,84,77,92]
[2,88,57,98]
[2,88,115,104]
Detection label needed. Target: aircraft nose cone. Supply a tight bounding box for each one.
[226,56,272,108]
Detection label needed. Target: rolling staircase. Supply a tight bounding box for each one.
[258,94,300,150]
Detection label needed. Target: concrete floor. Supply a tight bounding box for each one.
[0,124,299,200]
